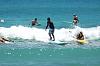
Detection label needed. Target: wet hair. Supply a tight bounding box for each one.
[80,31,82,33]
[35,18,37,21]
[80,32,83,35]
[47,17,50,21]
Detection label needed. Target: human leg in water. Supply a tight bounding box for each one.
[48,29,55,41]
[52,33,55,41]
[49,33,52,40]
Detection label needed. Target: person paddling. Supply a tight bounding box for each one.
[0,36,10,43]
[32,18,38,26]
[76,31,84,40]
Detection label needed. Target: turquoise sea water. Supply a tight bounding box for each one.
[0,0,100,66]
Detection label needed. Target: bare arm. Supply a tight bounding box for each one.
[2,37,9,41]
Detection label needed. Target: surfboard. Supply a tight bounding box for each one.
[76,39,88,44]
[57,42,69,45]
[5,41,11,44]
[0,41,11,44]
[48,40,69,45]
[36,24,41,26]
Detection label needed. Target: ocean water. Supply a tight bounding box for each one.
[0,0,100,66]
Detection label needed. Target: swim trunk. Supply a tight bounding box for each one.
[49,29,54,34]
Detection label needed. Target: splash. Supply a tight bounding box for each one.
[0,25,100,43]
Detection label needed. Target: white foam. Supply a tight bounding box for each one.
[0,19,5,22]
[0,25,100,42]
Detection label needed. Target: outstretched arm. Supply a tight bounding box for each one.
[2,37,9,41]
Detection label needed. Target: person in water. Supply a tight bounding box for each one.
[0,36,10,43]
[45,17,55,41]
[76,31,84,40]
[32,18,38,26]
[73,14,79,26]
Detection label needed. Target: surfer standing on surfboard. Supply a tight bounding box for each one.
[45,17,55,41]
[73,14,79,26]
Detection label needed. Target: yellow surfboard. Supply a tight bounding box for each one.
[76,39,88,44]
